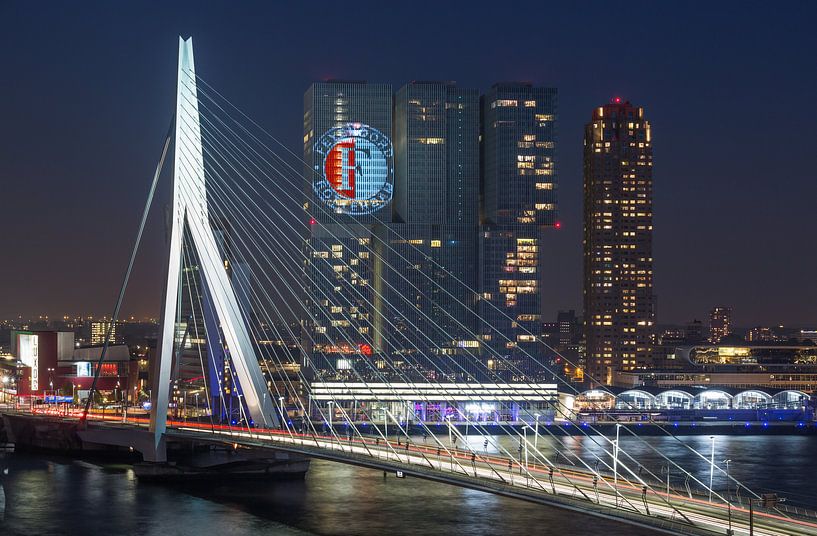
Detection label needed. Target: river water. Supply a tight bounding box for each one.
[0,434,814,536]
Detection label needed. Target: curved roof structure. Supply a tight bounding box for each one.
[572,386,811,410]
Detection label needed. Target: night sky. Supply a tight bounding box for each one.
[1,2,816,327]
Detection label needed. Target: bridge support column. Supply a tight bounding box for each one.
[150,37,278,448]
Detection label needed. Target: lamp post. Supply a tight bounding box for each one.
[446,414,453,471]
[534,413,541,450]
[613,423,621,507]
[661,463,671,501]
[327,400,334,438]
[523,425,529,483]
[708,436,716,502]
[121,381,127,423]
[279,396,286,430]
[723,459,733,536]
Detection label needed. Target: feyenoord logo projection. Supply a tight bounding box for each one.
[313,123,394,216]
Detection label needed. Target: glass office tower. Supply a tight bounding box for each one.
[380,82,481,381]
[480,83,558,381]
[303,82,392,380]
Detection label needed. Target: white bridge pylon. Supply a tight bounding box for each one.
[148,37,277,459]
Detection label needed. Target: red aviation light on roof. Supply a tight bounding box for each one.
[613,96,622,104]
[554,221,562,229]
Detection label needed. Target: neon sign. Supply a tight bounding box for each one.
[313,123,394,216]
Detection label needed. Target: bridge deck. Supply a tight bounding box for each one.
[4,407,814,536]
[8,407,807,536]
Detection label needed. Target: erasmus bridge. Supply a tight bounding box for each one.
[7,37,815,536]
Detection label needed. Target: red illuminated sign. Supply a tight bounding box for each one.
[325,140,357,198]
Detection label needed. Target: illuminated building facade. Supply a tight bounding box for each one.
[90,320,120,345]
[709,306,732,343]
[302,81,559,383]
[11,330,131,399]
[747,326,777,342]
[374,82,481,380]
[480,83,558,380]
[303,82,392,379]
[583,98,654,385]
[394,82,479,226]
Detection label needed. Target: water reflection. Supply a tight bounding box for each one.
[0,435,813,536]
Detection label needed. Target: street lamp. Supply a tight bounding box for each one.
[279,396,286,430]
[445,414,454,470]
[533,413,541,450]
[723,459,733,536]
[613,423,621,506]
[327,400,334,436]
[708,436,716,502]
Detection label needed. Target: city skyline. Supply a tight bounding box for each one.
[1,12,816,536]
[1,3,816,327]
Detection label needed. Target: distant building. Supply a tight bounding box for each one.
[90,320,120,345]
[612,344,817,393]
[709,306,732,343]
[583,98,655,385]
[685,319,705,343]
[747,326,777,343]
[11,330,132,400]
[556,310,579,348]
[797,329,817,344]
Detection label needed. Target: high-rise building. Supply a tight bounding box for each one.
[303,82,393,380]
[556,310,579,348]
[90,320,120,345]
[684,319,705,343]
[394,82,479,226]
[301,80,558,383]
[709,306,732,343]
[379,82,480,380]
[480,83,558,380]
[583,98,654,385]
[747,326,776,343]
